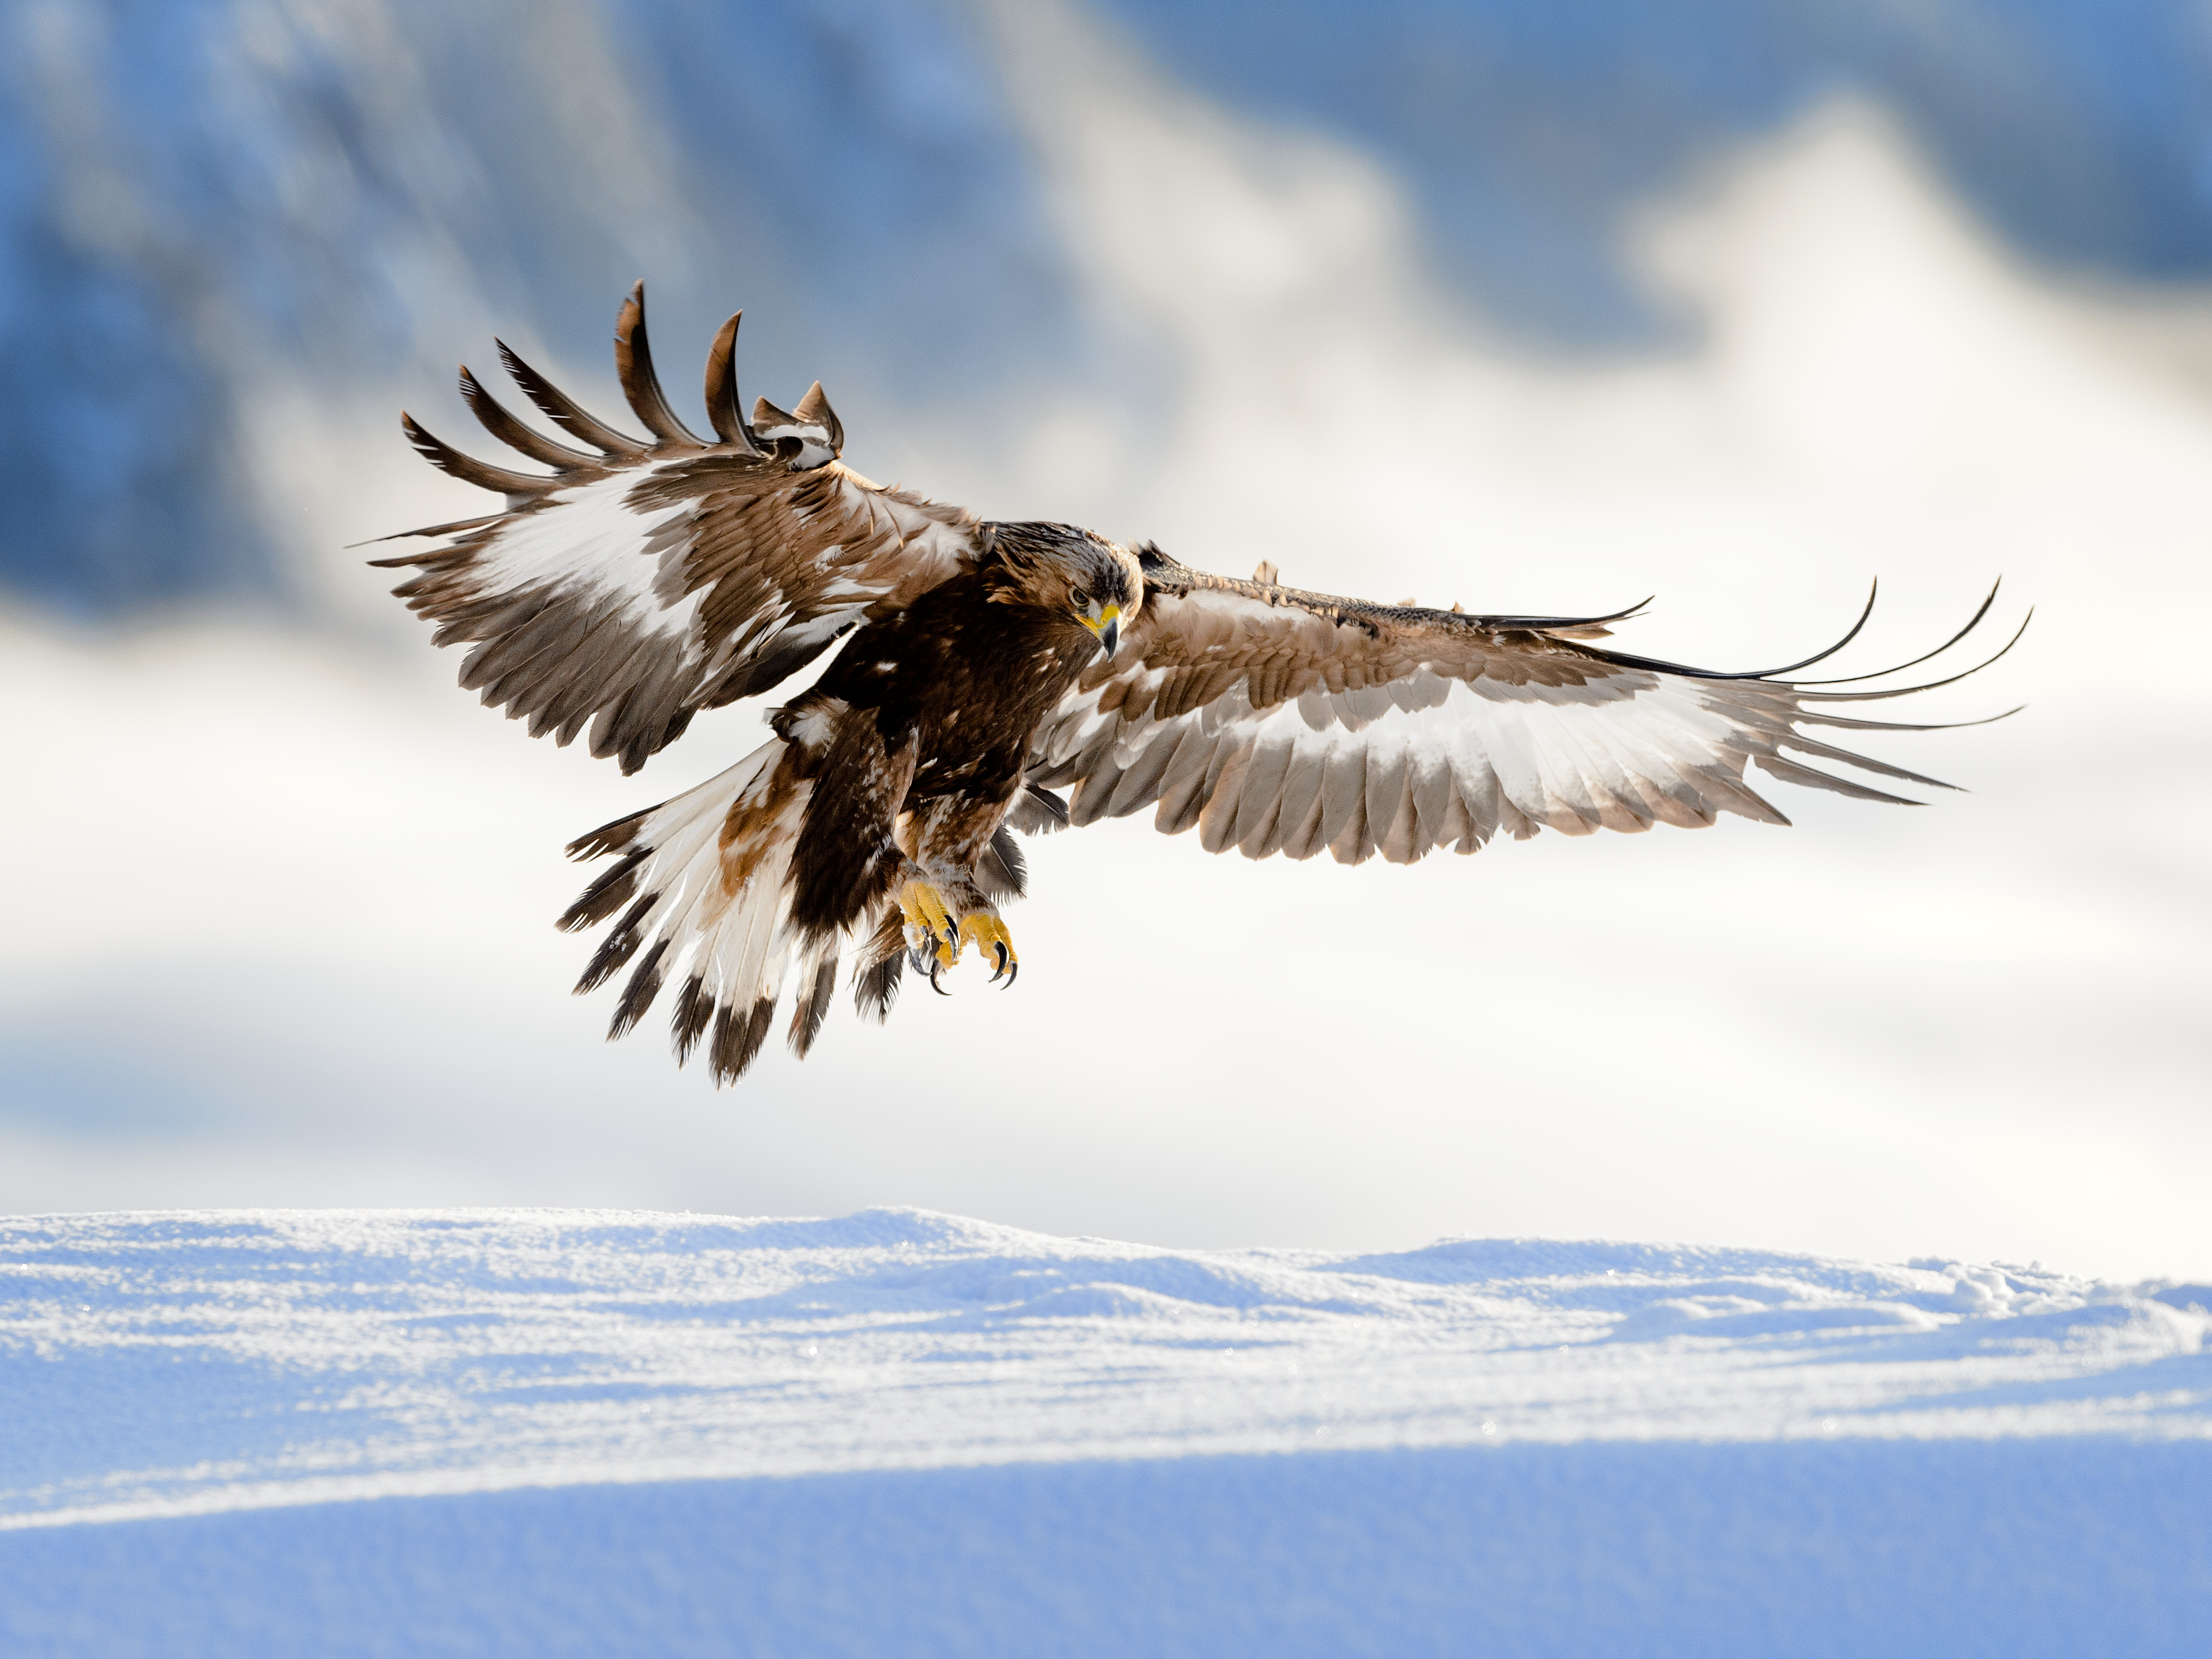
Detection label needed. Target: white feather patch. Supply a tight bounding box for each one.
[1031,656,1822,863]
[473,470,704,647]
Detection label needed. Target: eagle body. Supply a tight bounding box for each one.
[775,529,1136,943]
[376,285,2021,1084]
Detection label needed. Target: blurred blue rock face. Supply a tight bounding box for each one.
[3,0,2210,616]
[1102,0,2212,339]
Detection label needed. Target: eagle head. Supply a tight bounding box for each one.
[984,523,1144,658]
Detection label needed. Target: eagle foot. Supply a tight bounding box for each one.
[960,912,1019,988]
[899,879,960,986]
[897,881,1019,991]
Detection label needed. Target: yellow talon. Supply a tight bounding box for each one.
[898,884,1018,988]
[958,913,1020,986]
[898,879,958,972]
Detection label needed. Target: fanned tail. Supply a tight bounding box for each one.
[560,737,860,1084]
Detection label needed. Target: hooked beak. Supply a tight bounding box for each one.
[1080,603,1123,659]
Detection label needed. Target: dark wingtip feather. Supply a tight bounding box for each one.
[1593,581,1880,680]
[494,337,647,457]
[1471,595,1655,632]
[1753,578,1880,678]
[350,513,504,552]
[1579,582,2028,691]
[1753,754,1923,805]
[702,311,764,453]
[1792,611,2033,703]
[401,413,557,497]
[1793,579,2002,688]
[459,363,596,469]
[613,280,707,448]
[1778,734,1962,792]
[1793,704,2024,735]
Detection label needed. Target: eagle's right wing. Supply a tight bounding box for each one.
[1028,551,2021,863]
[371,283,981,773]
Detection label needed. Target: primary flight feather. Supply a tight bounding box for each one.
[372,283,2021,1083]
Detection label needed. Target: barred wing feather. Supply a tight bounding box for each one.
[1027,554,2015,865]
[372,282,980,773]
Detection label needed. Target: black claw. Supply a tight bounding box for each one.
[928,960,950,996]
[991,941,1010,979]
[1004,960,1019,988]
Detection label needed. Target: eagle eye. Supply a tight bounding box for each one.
[1071,588,1090,607]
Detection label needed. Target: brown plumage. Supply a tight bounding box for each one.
[372,285,2023,1084]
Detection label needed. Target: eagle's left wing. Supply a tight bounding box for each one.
[1026,550,2019,863]
[370,284,982,774]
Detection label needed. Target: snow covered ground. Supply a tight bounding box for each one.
[4,1208,2207,1655]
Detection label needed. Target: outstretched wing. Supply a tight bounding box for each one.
[371,283,981,772]
[1027,551,2022,863]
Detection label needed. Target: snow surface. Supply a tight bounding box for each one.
[4,1207,2208,1655]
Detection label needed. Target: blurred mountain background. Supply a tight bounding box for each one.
[2,0,2207,1278]
[10,0,2211,615]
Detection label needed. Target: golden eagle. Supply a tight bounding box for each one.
[374,285,2020,1083]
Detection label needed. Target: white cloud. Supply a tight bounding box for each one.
[4,5,2207,1281]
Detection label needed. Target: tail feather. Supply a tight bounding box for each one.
[557,847,647,933]
[560,735,866,1085]
[608,939,670,1038]
[564,737,1043,1080]
[787,942,840,1057]
[671,974,713,1064]
[852,906,907,1025]
[975,824,1028,899]
[711,998,777,1083]
[575,894,653,992]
